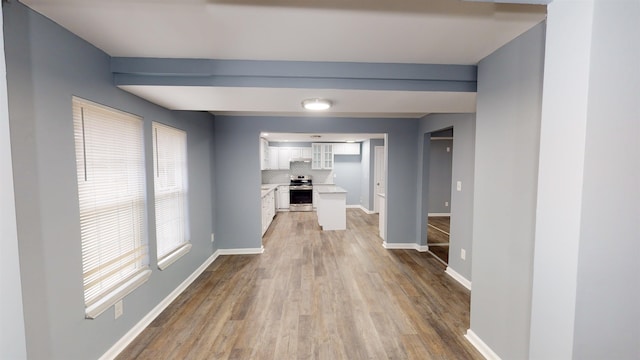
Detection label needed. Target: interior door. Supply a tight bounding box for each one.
[374,146,385,213]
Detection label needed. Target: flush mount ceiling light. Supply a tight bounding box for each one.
[302,98,332,111]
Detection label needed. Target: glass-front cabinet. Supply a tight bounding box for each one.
[312,143,333,170]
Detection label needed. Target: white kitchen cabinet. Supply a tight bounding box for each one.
[260,138,270,170]
[278,148,291,169]
[268,147,279,170]
[333,142,360,155]
[277,185,289,210]
[311,143,333,169]
[289,148,301,159]
[301,147,312,158]
[261,190,276,236]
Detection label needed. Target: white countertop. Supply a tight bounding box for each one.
[317,185,347,194]
[260,184,278,198]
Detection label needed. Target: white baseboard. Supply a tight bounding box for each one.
[416,245,429,252]
[217,246,265,255]
[100,250,220,360]
[445,266,472,290]
[346,204,375,214]
[382,242,428,252]
[465,329,502,360]
[428,212,451,217]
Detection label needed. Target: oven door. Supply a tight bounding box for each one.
[289,187,313,211]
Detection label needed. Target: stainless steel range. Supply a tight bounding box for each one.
[289,175,313,212]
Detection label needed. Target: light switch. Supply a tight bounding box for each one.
[446,147,451,153]
[456,181,462,191]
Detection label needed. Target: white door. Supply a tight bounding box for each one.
[374,146,386,213]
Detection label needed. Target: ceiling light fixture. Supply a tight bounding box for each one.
[302,98,332,111]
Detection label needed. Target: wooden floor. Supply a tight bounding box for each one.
[427,216,450,264]
[117,210,481,360]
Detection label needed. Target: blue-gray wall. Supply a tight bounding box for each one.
[214,116,416,250]
[334,153,362,205]
[469,22,545,360]
[428,138,453,214]
[418,114,475,280]
[4,2,215,359]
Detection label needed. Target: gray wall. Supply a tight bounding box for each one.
[0,3,28,358]
[418,114,475,280]
[469,22,545,360]
[214,116,416,250]
[428,138,453,214]
[4,2,215,359]
[334,154,362,205]
[572,1,640,358]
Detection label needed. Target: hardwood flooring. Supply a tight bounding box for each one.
[427,216,450,264]
[117,210,481,360]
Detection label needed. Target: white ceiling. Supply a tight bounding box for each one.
[22,0,547,117]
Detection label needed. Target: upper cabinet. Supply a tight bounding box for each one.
[312,143,333,170]
[268,146,279,170]
[277,148,291,170]
[333,143,360,155]
[260,138,270,170]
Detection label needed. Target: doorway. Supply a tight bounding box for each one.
[426,129,453,264]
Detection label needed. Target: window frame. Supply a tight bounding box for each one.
[72,97,151,319]
[152,122,191,270]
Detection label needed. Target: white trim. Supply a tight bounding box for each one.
[428,212,451,217]
[99,251,219,360]
[382,242,428,252]
[85,269,152,319]
[430,136,454,140]
[464,329,502,360]
[347,204,375,214]
[217,246,265,255]
[445,267,472,290]
[157,243,192,270]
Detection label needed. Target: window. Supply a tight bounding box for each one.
[72,97,150,319]
[153,122,191,270]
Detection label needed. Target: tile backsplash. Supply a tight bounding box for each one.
[262,162,333,184]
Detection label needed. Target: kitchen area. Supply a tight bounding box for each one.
[259,133,386,236]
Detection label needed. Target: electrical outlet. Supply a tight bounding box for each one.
[446,147,451,153]
[211,233,215,243]
[461,249,466,260]
[445,201,449,207]
[114,300,123,319]
[456,181,462,191]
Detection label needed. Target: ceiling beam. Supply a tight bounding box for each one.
[112,58,477,92]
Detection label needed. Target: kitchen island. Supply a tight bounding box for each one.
[315,185,347,230]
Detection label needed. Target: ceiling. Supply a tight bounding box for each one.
[21,0,547,118]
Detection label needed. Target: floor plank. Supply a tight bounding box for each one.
[117,209,481,360]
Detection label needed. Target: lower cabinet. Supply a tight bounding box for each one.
[277,185,289,210]
[261,190,276,236]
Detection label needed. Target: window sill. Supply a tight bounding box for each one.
[157,243,192,271]
[85,268,152,319]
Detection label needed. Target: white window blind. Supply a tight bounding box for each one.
[153,122,191,270]
[72,97,150,319]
